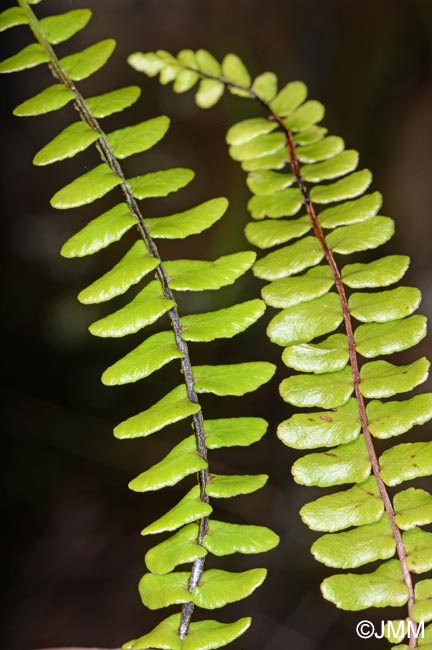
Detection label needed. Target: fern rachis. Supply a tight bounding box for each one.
[264,100,419,632]
[1,4,279,649]
[131,49,432,648]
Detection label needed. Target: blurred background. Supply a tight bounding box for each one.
[1,0,431,648]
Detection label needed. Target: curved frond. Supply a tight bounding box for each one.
[1,7,278,650]
[132,46,432,648]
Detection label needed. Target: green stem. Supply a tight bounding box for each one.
[18,0,210,637]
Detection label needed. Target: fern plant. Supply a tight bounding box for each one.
[0,4,280,650]
[129,49,432,649]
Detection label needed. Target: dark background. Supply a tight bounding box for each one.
[1,0,432,649]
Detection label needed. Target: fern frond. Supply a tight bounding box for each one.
[131,48,432,648]
[1,7,279,649]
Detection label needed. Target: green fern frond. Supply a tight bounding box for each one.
[131,48,432,648]
[1,7,279,649]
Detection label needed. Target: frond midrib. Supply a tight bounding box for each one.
[171,57,419,645]
[18,0,210,636]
